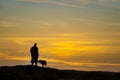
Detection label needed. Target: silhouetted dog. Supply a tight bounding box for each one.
[38,60,47,68]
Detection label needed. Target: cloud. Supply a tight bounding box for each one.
[17,0,87,9]
[18,0,120,10]
[77,0,120,9]
[0,20,17,27]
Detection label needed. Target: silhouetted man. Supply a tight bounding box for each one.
[30,43,39,66]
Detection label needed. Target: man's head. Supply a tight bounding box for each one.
[34,43,37,46]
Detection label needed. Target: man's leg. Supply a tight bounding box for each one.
[35,62,37,66]
[35,56,38,66]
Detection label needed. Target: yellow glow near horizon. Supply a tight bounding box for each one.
[4,36,107,58]
[3,55,120,68]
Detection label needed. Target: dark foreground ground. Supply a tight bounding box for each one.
[0,65,120,80]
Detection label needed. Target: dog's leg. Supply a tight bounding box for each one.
[45,64,46,68]
[42,65,44,68]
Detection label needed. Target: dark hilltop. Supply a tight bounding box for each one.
[0,65,120,80]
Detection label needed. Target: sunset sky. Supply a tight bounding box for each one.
[0,0,120,71]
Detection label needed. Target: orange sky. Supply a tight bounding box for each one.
[0,0,120,71]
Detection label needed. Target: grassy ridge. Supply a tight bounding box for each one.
[0,65,120,80]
